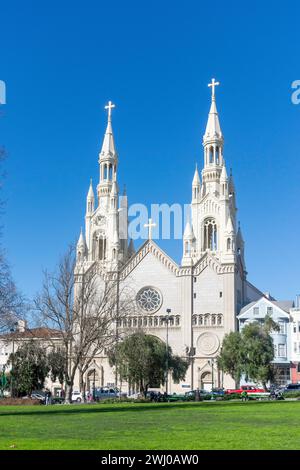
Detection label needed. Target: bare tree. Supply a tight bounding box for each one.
[0,147,24,332]
[34,245,135,403]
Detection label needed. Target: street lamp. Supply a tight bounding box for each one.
[10,325,17,398]
[208,358,215,392]
[93,361,96,401]
[161,308,172,396]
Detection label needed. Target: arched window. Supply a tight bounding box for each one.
[109,164,113,180]
[203,218,217,251]
[227,238,231,251]
[199,315,204,326]
[112,248,117,260]
[104,164,108,180]
[216,146,220,164]
[204,314,210,326]
[211,314,216,326]
[209,146,214,164]
[184,240,190,255]
[217,314,222,326]
[98,237,106,260]
[192,315,197,326]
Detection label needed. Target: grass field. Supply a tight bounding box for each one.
[0,401,300,450]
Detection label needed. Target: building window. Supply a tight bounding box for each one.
[294,343,297,353]
[298,322,300,333]
[175,316,180,326]
[297,363,300,373]
[253,307,259,315]
[274,344,277,357]
[194,277,197,283]
[267,307,273,316]
[192,315,197,326]
[294,323,297,333]
[278,322,285,334]
[193,293,196,299]
[298,343,300,354]
[278,344,286,358]
[219,291,222,298]
[203,218,217,251]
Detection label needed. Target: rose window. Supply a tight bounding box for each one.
[136,287,162,313]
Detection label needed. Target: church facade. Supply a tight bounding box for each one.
[74,83,263,393]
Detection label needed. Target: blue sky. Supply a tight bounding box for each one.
[0,0,300,302]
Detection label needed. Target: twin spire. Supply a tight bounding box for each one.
[99,100,117,160]
[204,78,223,143]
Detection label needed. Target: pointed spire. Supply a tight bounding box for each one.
[87,178,95,199]
[128,238,135,257]
[226,216,234,234]
[229,169,235,194]
[99,101,117,160]
[220,164,228,181]
[77,227,85,247]
[204,78,223,143]
[192,164,201,186]
[111,180,118,196]
[237,221,244,243]
[183,221,194,240]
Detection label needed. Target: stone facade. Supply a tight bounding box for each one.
[73,85,264,394]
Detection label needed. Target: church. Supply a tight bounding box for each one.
[74,80,264,393]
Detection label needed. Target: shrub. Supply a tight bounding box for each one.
[223,393,242,400]
[0,398,41,406]
[283,391,300,398]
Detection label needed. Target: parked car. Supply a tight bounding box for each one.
[283,383,300,392]
[225,385,270,398]
[71,391,83,402]
[93,387,119,401]
[31,390,46,404]
[211,388,225,397]
[184,389,212,401]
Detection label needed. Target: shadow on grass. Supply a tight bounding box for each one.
[0,400,291,419]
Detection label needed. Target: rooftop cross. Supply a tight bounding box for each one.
[104,100,115,121]
[144,218,156,240]
[208,78,220,100]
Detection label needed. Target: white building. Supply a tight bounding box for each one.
[73,82,264,393]
[238,296,293,385]
[290,303,300,383]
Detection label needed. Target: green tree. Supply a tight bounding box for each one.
[218,316,279,388]
[242,317,279,388]
[217,331,245,384]
[8,340,49,396]
[47,348,67,387]
[109,332,189,397]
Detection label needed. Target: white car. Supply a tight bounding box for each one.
[71,391,83,402]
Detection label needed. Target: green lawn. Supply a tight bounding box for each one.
[0,401,299,450]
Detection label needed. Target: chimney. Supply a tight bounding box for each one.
[16,319,26,333]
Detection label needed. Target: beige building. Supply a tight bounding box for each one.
[74,82,263,394]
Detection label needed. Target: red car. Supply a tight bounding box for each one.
[225,385,266,395]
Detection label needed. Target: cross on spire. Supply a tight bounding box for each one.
[208,78,220,100]
[144,218,156,240]
[105,100,115,121]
